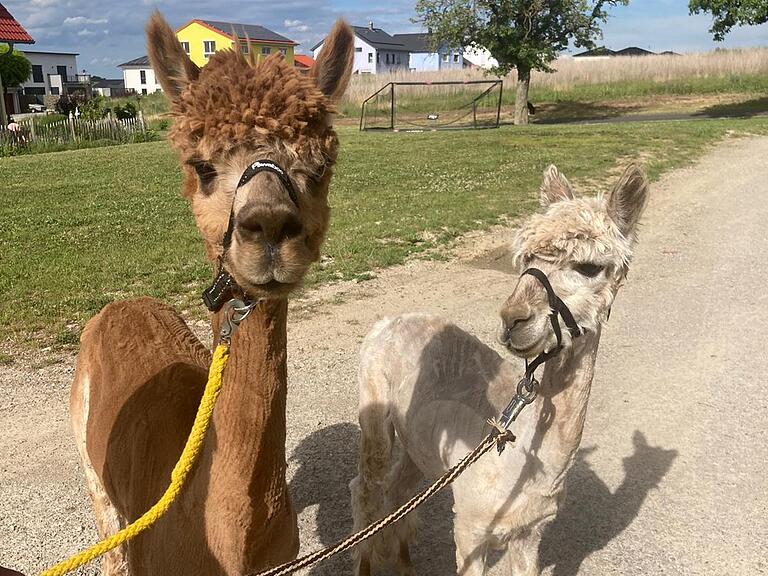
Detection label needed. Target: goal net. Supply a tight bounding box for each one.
[359,80,503,132]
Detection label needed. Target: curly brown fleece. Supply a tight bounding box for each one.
[169,49,338,165]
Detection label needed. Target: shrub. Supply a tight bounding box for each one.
[55,94,86,116]
[79,95,111,120]
[149,118,170,131]
[113,102,138,120]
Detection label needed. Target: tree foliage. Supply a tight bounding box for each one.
[689,0,768,41]
[0,45,32,88]
[414,0,629,76]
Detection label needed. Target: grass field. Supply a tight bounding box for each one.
[2,117,768,350]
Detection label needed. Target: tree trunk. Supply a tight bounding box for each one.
[514,65,531,126]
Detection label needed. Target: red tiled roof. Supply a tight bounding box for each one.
[294,54,314,69]
[0,3,34,44]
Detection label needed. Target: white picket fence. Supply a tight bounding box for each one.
[0,112,147,149]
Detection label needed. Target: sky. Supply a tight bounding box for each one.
[4,0,768,77]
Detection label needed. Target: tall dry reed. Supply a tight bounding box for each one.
[343,47,768,104]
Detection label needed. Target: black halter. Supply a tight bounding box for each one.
[201,160,298,312]
[520,267,582,379]
[497,267,582,436]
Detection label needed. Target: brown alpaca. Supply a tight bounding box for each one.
[69,12,353,575]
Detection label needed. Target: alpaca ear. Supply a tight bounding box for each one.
[540,165,574,207]
[146,11,199,101]
[312,20,354,101]
[605,164,649,240]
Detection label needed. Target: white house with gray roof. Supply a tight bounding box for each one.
[391,33,463,71]
[118,55,162,95]
[312,23,409,74]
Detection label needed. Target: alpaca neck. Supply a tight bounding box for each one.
[187,298,295,570]
[536,325,602,464]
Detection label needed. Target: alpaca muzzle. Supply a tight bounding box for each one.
[202,159,299,312]
[497,268,583,437]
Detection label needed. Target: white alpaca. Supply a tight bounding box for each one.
[350,164,649,576]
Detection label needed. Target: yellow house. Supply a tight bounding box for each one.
[176,19,296,67]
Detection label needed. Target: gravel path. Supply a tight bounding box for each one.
[2,136,766,575]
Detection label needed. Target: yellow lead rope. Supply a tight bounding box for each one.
[39,343,231,576]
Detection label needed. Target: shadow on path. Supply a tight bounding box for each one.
[289,424,676,576]
[540,431,677,576]
[697,96,768,119]
[289,423,360,576]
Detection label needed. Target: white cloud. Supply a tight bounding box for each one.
[77,29,98,37]
[284,19,309,32]
[64,16,109,26]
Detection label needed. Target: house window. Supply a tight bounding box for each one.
[140,70,146,84]
[355,47,362,52]
[141,88,148,95]
[442,53,449,62]
[50,87,60,95]
[279,48,287,55]
[396,54,401,64]
[368,53,373,63]
[376,53,380,63]
[181,41,190,54]
[261,46,271,56]
[386,53,390,64]
[240,42,249,54]
[32,65,43,83]
[453,53,460,63]
[203,40,216,56]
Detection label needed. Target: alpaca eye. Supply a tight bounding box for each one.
[574,262,604,278]
[191,162,217,192]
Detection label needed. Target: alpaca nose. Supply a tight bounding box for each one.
[500,299,534,337]
[237,203,303,245]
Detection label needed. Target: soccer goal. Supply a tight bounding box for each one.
[359,80,503,132]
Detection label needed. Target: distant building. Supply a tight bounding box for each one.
[461,46,498,70]
[313,23,409,74]
[176,19,297,67]
[118,56,162,95]
[614,47,656,57]
[119,19,297,94]
[91,77,126,98]
[294,54,314,75]
[572,47,616,60]
[20,51,80,97]
[0,1,35,117]
[573,46,669,59]
[13,50,91,112]
[391,33,463,71]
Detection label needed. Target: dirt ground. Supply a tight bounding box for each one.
[2,136,767,575]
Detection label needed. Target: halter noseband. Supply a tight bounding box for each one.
[497,267,582,435]
[202,160,298,312]
[520,267,582,379]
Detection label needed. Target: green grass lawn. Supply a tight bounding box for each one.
[2,117,768,348]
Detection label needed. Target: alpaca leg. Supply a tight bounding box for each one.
[350,402,396,576]
[453,518,490,576]
[70,372,129,575]
[385,450,422,576]
[503,528,543,576]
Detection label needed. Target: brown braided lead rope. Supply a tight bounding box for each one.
[251,422,516,576]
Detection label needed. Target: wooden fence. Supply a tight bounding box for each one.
[0,112,147,149]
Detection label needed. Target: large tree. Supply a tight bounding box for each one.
[689,0,768,41]
[415,0,629,124]
[0,45,31,124]
[0,45,31,88]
